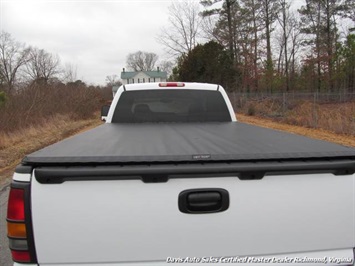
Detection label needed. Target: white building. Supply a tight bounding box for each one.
[120,67,167,85]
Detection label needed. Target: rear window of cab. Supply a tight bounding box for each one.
[112,89,231,123]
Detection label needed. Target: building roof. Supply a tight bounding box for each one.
[121,70,167,79]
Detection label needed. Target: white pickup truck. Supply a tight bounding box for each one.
[6,82,355,266]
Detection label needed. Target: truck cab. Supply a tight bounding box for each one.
[102,82,236,123]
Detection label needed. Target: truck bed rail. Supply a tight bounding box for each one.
[34,159,355,184]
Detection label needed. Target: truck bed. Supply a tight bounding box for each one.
[24,122,355,165]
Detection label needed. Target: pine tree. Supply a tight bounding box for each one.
[200,0,238,61]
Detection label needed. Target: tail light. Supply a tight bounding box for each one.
[8,188,25,220]
[7,182,37,263]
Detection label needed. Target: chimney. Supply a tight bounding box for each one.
[123,68,125,73]
[157,66,160,72]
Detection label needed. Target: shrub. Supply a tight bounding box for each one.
[0,83,103,134]
[0,91,6,108]
[247,104,256,116]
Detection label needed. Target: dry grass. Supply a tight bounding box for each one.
[0,83,102,133]
[237,114,355,147]
[0,82,105,182]
[0,113,102,179]
[284,101,355,134]
[238,99,355,136]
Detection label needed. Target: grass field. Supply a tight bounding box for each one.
[0,114,102,181]
[232,93,355,136]
[237,114,355,147]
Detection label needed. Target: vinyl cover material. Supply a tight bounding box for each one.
[23,122,355,165]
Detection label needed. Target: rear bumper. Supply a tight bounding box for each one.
[15,248,355,266]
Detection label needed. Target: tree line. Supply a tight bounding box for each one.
[0,32,117,133]
[0,32,82,94]
[158,0,355,93]
[0,31,120,111]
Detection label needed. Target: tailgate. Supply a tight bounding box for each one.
[31,163,355,264]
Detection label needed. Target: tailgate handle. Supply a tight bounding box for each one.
[178,188,229,214]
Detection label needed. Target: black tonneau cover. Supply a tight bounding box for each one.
[23,122,355,165]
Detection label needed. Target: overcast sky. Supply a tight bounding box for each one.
[0,0,310,86]
[0,0,174,85]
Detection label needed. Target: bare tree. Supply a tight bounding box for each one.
[201,13,217,40]
[158,60,174,77]
[0,32,30,92]
[289,22,302,84]
[258,0,280,92]
[62,63,78,83]
[299,0,344,92]
[105,75,122,87]
[157,0,202,57]
[25,47,61,83]
[126,51,158,71]
[261,0,280,70]
[277,0,291,91]
[240,0,263,92]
